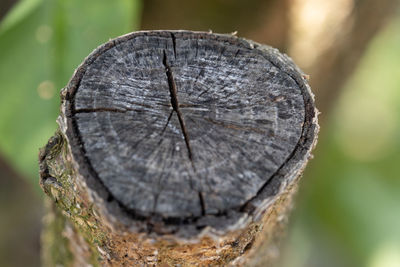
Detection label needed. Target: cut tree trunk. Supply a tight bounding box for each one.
[39,30,318,266]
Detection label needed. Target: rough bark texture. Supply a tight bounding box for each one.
[39,30,318,266]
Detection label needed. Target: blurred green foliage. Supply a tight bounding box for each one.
[282,13,400,267]
[0,0,142,185]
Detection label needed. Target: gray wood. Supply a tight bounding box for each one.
[40,30,318,265]
[63,30,316,234]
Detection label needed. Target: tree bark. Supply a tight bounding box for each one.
[39,30,318,266]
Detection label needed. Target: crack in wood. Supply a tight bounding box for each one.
[160,109,174,136]
[162,50,194,162]
[61,31,318,234]
[162,48,206,214]
[234,49,241,57]
[197,87,211,99]
[198,191,206,216]
[171,32,177,59]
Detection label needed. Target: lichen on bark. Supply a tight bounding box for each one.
[39,130,106,266]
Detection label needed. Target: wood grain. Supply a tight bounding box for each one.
[69,32,302,219]
[41,30,318,265]
[62,31,317,234]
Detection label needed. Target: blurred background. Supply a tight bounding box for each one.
[0,0,399,266]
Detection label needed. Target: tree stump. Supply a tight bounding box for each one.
[39,30,318,266]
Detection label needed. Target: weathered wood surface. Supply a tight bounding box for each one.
[39,30,318,266]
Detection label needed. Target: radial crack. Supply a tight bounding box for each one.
[198,191,206,216]
[171,32,177,59]
[162,50,194,161]
[160,109,174,135]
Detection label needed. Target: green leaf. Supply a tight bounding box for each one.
[0,0,142,187]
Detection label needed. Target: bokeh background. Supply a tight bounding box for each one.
[1,0,400,266]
